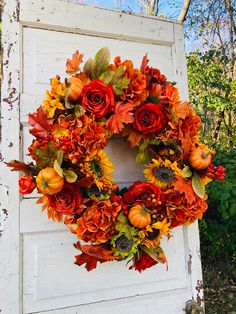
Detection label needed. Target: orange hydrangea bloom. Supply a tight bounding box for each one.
[76,200,122,243]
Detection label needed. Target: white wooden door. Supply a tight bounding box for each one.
[0,1,204,313]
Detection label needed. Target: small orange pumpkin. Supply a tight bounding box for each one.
[36,167,64,195]
[128,204,151,229]
[67,77,84,102]
[189,147,212,170]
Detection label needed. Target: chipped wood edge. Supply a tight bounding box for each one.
[171,23,204,309]
[0,1,22,313]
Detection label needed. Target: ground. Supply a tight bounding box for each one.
[202,259,236,314]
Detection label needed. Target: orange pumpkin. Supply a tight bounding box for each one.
[189,147,212,170]
[67,77,84,102]
[128,204,151,229]
[36,167,64,195]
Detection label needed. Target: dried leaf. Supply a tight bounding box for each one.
[28,107,53,138]
[63,170,77,183]
[56,150,64,167]
[66,50,83,74]
[6,160,32,173]
[53,159,63,177]
[182,165,192,178]
[173,176,196,205]
[74,104,85,118]
[106,102,134,133]
[192,172,205,199]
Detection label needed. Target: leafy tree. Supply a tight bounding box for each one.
[187,49,236,150]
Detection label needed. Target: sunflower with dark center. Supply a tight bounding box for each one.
[82,150,114,190]
[144,158,182,189]
[116,235,134,252]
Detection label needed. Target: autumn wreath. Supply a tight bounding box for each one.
[8,48,225,272]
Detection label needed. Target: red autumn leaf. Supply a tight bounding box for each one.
[66,50,84,74]
[172,101,190,120]
[28,107,54,138]
[180,137,191,160]
[74,241,118,271]
[140,53,149,73]
[6,160,32,173]
[77,176,94,188]
[173,176,196,205]
[106,102,134,134]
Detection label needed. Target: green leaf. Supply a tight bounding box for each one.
[182,166,192,178]
[56,150,64,166]
[147,96,159,104]
[192,172,205,199]
[54,159,63,177]
[136,150,150,163]
[113,76,130,95]
[63,170,78,183]
[74,104,85,118]
[141,245,165,263]
[34,141,57,169]
[93,47,110,78]
[99,70,113,85]
[83,58,95,80]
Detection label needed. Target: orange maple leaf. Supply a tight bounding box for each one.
[172,101,190,120]
[127,130,142,148]
[106,102,134,134]
[74,241,118,271]
[66,50,83,74]
[173,176,196,205]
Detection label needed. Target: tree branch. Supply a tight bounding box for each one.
[178,0,192,22]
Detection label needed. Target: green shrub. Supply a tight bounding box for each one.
[199,148,236,261]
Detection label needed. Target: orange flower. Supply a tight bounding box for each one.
[76,200,121,244]
[164,84,179,104]
[111,57,147,104]
[42,76,65,118]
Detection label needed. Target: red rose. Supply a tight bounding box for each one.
[123,181,164,208]
[19,174,36,194]
[48,184,82,215]
[133,102,166,134]
[81,79,114,118]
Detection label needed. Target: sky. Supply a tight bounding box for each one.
[69,0,194,52]
[70,0,184,20]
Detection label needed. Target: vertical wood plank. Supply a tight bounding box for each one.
[0,1,22,313]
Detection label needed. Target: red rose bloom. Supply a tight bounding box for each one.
[133,102,166,134]
[19,174,36,194]
[123,181,164,208]
[48,184,82,215]
[81,79,114,118]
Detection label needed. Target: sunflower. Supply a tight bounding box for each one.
[139,218,171,249]
[144,158,182,189]
[82,150,114,190]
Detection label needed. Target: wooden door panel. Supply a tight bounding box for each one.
[23,227,188,313]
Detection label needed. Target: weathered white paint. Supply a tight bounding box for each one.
[0,1,204,313]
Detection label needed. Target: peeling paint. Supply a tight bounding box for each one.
[13,0,20,22]
[188,254,192,274]
[196,280,204,306]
